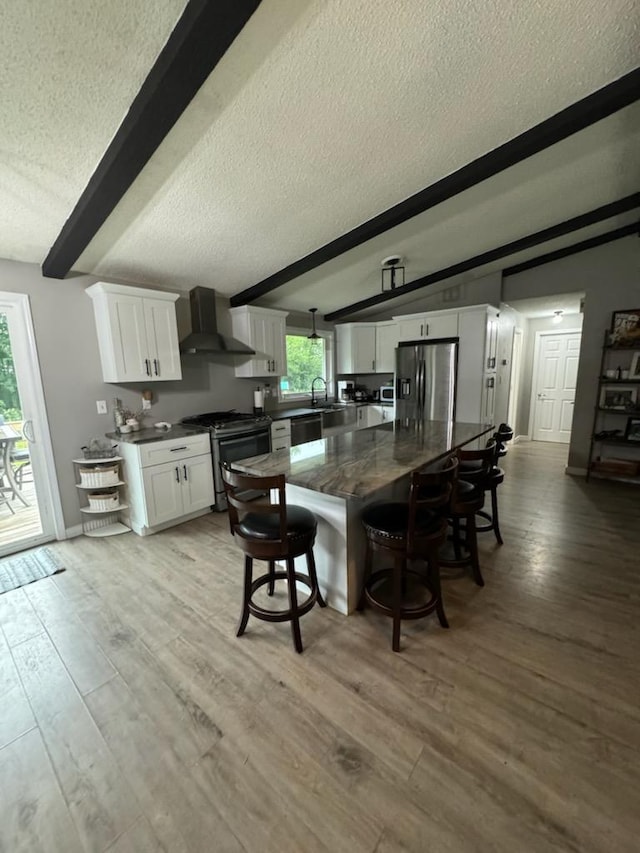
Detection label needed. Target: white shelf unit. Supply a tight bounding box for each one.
[73,456,130,537]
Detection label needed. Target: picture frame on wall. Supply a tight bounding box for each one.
[625,417,640,442]
[610,309,640,347]
[600,385,637,410]
[630,352,640,379]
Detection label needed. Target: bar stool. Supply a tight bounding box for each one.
[442,441,496,586]
[360,456,458,652]
[221,463,326,653]
[459,425,513,545]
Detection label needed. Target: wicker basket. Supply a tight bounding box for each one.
[82,446,117,459]
[79,464,120,488]
[87,491,120,512]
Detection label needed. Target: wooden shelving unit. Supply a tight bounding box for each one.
[587,335,640,484]
[73,456,130,537]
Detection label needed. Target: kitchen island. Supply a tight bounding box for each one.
[235,419,493,614]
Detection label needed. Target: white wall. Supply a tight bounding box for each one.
[0,258,254,529]
[502,236,640,470]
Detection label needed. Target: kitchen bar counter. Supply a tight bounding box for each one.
[235,419,493,614]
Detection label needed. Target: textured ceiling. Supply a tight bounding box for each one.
[1,0,638,316]
[0,0,185,264]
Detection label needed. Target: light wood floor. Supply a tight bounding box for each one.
[1,441,639,852]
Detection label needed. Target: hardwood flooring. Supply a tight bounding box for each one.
[1,441,639,852]
[0,480,42,551]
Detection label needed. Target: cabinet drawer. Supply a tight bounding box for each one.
[270,419,292,437]
[138,434,210,467]
[272,435,291,451]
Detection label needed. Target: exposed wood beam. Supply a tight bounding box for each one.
[503,222,639,277]
[324,193,640,321]
[42,0,262,279]
[231,67,640,307]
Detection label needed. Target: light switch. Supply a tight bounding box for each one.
[96,400,108,414]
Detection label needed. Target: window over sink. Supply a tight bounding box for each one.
[279,329,333,401]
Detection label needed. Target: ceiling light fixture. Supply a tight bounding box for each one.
[552,310,564,324]
[381,255,405,292]
[308,308,320,340]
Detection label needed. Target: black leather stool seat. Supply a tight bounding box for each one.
[455,479,483,503]
[362,503,440,540]
[238,505,317,540]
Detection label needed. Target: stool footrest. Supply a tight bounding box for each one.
[248,571,317,622]
[364,568,439,621]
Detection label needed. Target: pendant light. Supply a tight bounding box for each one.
[308,308,320,340]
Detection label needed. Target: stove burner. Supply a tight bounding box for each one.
[181,411,270,429]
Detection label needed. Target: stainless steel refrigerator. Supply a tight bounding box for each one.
[395,338,458,422]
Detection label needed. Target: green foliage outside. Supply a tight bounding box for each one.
[0,314,22,420]
[280,335,325,395]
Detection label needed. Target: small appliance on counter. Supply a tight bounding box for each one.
[379,385,395,403]
[337,380,355,401]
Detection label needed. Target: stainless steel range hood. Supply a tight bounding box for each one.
[180,287,255,355]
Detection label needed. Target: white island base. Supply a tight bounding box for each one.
[282,479,408,615]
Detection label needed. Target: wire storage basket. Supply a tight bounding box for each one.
[82,446,118,459]
[87,490,120,512]
[79,465,120,488]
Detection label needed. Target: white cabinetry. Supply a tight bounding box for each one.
[336,324,377,374]
[270,419,292,451]
[367,404,394,427]
[117,433,214,535]
[375,321,398,373]
[394,311,458,342]
[456,305,500,425]
[87,282,182,382]
[229,306,288,377]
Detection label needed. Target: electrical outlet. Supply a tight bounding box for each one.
[96,400,108,414]
[142,399,152,410]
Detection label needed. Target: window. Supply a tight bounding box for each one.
[280,330,333,400]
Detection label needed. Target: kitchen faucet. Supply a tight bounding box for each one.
[310,376,328,407]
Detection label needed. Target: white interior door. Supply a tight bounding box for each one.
[532,330,581,443]
[0,292,65,556]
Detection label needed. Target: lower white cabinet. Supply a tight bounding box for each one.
[117,433,214,535]
[270,418,292,451]
[366,405,394,427]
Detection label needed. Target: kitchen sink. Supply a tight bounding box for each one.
[320,405,356,430]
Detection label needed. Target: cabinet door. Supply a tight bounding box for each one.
[485,316,499,370]
[356,406,368,429]
[142,461,184,526]
[425,313,458,339]
[353,326,377,373]
[181,454,215,513]
[482,375,496,423]
[105,294,150,381]
[375,323,398,373]
[144,298,182,380]
[397,317,424,342]
[366,405,384,427]
[266,314,287,376]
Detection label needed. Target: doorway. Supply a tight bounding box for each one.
[530,329,582,444]
[507,328,523,435]
[0,292,64,556]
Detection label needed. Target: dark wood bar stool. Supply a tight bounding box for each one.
[359,456,458,652]
[442,441,496,586]
[221,463,326,653]
[459,425,513,545]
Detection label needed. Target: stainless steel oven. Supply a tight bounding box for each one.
[213,425,271,509]
[181,411,272,511]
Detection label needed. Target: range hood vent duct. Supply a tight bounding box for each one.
[180,287,255,355]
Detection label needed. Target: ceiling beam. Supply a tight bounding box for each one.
[230,67,640,307]
[324,193,640,321]
[42,0,262,279]
[503,222,639,278]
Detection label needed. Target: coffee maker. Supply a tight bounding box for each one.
[337,380,355,401]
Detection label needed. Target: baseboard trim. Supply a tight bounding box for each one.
[513,434,530,443]
[565,466,587,477]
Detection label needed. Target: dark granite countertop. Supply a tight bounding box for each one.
[235,419,493,500]
[105,425,209,444]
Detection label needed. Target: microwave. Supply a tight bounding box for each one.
[379,386,395,402]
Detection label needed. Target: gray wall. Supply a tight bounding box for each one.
[502,236,640,470]
[0,259,254,529]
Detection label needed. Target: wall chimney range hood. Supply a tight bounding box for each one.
[180,287,255,355]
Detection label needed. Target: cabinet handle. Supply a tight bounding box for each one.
[425,323,429,336]
[183,464,188,480]
[175,466,180,483]
[420,324,423,336]
[273,360,277,372]
[372,360,375,370]
[144,359,151,376]
[170,446,188,452]
[153,358,159,376]
[274,426,286,431]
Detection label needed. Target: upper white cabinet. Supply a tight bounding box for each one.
[375,321,398,373]
[336,324,377,374]
[229,305,289,378]
[87,282,182,382]
[395,311,458,342]
[456,305,500,424]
